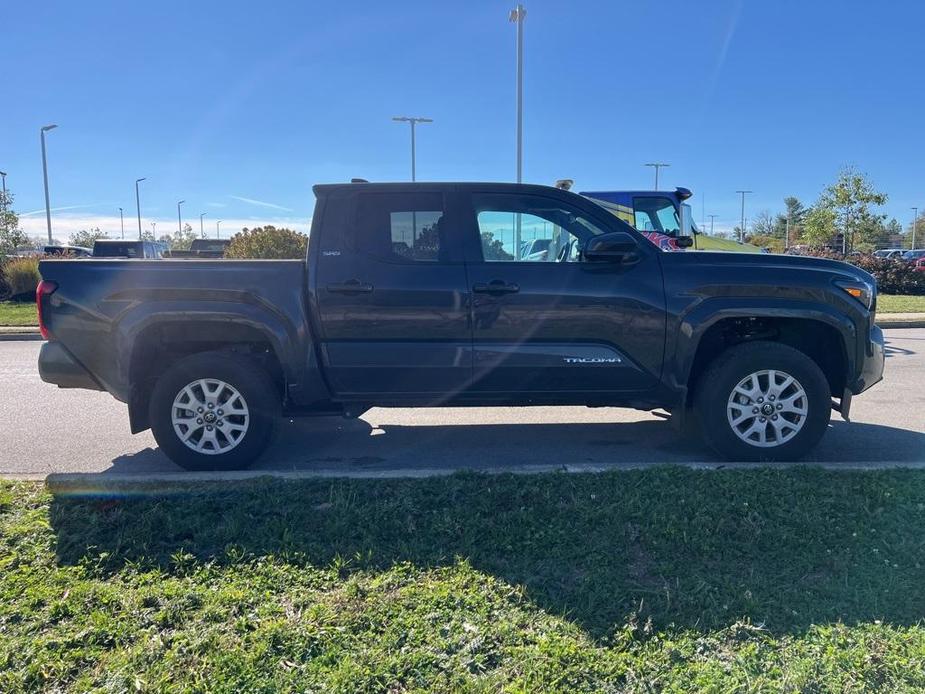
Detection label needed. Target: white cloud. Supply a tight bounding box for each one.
[19,204,101,217]
[229,195,293,212]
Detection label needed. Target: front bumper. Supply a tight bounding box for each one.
[850,325,885,395]
[38,341,104,391]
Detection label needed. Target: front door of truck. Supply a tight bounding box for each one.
[461,190,666,395]
[314,189,471,398]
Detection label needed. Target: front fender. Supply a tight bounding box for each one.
[665,298,858,394]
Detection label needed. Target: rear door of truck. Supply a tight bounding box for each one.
[312,187,472,398]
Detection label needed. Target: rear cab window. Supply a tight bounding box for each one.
[355,192,454,263]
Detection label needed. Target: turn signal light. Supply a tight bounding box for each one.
[36,280,58,340]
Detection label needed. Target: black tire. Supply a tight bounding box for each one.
[149,352,279,471]
[694,341,831,461]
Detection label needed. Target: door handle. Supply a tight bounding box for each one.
[473,280,520,294]
[326,279,374,294]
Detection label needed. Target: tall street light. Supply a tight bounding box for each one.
[216,220,222,238]
[135,178,146,239]
[0,170,7,210]
[708,214,718,236]
[199,213,206,239]
[509,4,526,184]
[391,116,433,181]
[736,190,752,243]
[913,207,919,251]
[177,200,185,235]
[644,162,670,191]
[41,124,58,243]
[119,207,124,239]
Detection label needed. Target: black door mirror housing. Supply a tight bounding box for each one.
[583,231,640,262]
[676,235,694,248]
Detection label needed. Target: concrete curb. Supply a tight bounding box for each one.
[0,330,43,342]
[2,462,922,491]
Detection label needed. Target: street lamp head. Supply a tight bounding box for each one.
[41,124,58,132]
[178,200,185,205]
[136,177,146,184]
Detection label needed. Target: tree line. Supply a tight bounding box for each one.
[737,166,915,254]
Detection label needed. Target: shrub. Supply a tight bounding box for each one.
[225,226,307,259]
[1,256,41,300]
[802,248,925,295]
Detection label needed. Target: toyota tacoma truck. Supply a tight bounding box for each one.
[36,182,885,470]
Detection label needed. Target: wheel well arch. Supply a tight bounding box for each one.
[127,320,286,433]
[686,316,847,406]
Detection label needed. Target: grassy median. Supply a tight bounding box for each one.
[0,301,37,327]
[2,468,925,692]
[878,294,925,313]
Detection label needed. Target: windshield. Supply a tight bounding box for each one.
[634,196,680,234]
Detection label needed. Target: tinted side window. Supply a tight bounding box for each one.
[356,192,446,262]
[472,193,606,263]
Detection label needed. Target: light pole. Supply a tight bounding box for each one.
[736,190,752,242]
[41,124,58,243]
[135,178,146,239]
[216,220,222,238]
[708,214,718,236]
[151,221,156,237]
[119,207,124,239]
[199,213,206,239]
[509,4,526,184]
[0,170,7,211]
[644,163,670,191]
[912,207,919,251]
[391,116,433,181]
[177,200,185,235]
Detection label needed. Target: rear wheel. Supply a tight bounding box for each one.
[695,341,831,461]
[149,352,278,470]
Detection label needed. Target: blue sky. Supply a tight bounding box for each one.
[3,0,924,240]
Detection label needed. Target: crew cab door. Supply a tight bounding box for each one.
[313,189,471,397]
[461,190,666,395]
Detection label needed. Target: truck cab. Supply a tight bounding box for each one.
[580,188,764,253]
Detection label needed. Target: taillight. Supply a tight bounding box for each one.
[36,280,58,340]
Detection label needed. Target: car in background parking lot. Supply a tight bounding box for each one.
[92,239,164,258]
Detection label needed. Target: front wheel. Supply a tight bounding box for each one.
[695,341,831,461]
[149,352,279,471]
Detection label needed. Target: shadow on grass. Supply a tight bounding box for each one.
[48,466,925,639]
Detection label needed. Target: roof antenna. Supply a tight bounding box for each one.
[554,179,574,191]
[350,178,369,184]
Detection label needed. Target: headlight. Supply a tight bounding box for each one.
[835,279,875,310]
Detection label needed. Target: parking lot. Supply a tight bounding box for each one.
[1,330,923,478]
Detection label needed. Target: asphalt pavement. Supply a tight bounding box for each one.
[1,331,923,478]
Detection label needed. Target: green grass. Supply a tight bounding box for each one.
[878,294,925,313]
[0,301,37,326]
[2,468,925,692]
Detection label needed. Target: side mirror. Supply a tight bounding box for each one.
[676,236,694,248]
[583,231,639,262]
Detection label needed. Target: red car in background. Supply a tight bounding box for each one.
[914,257,925,273]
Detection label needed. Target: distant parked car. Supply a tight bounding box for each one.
[92,239,164,258]
[43,245,92,257]
[165,238,231,258]
[901,249,925,262]
[873,248,905,259]
[914,258,925,273]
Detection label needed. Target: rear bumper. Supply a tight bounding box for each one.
[38,341,104,391]
[850,325,885,395]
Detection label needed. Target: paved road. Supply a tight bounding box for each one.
[1,331,923,477]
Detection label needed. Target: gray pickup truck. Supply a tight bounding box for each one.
[37,182,884,470]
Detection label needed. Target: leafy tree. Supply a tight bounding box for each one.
[802,206,838,248]
[480,231,514,260]
[159,223,197,251]
[817,167,888,252]
[0,190,29,258]
[225,226,308,259]
[69,227,109,248]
